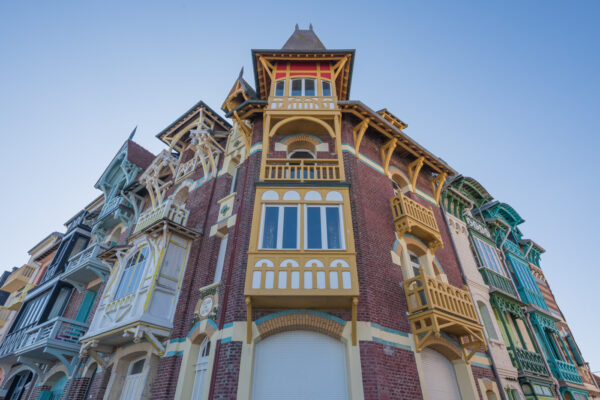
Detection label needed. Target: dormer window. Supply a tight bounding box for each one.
[275,81,285,96]
[291,79,316,96]
[322,81,332,96]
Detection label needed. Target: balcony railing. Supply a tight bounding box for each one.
[0,264,36,293]
[5,284,35,311]
[511,346,549,376]
[98,195,127,219]
[269,96,338,111]
[403,267,485,361]
[390,194,443,252]
[263,159,341,182]
[549,358,583,384]
[133,200,190,234]
[63,244,110,290]
[245,252,359,308]
[20,317,88,355]
[0,306,12,328]
[479,268,518,298]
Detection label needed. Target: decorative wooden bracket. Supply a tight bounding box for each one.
[380,138,398,176]
[246,296,252,344]
[332,55,349,81]
[352,118,370,158]
[408,156,425,192]
[258,56,275,79]
[430,172,448,205]
[233,111,253,153]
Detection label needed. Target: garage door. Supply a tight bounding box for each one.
[252,330,348,399]
[421,347,463,400]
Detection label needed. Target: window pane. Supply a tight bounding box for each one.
[304,79,316,96]
[275,81,285,96]
[291,79,302,96]
[262,207,279,249]
[115,252,138,299]
[322,81,331,96]
[306,207,322,249]
[282,207,297,249]
[325,207,341,249]
[128,247,149,295]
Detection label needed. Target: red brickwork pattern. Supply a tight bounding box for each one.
[471,365,497,400]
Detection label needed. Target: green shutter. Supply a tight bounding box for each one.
[75,290,97,323]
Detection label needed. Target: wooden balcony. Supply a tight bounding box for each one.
[479,268,518,298]
[390,194,443,252]
[549,358,583,384]
[0,306,12,328]
[133,199,190,235]
[0,264,36,293]
[269,96,338,112]
[245,252,359,309]
[403,267,485,362]
[5,284,35,311]
[63,244,110,292]
[510,346,549,377]
[263,158,341,182]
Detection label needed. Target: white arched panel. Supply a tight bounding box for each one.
[325,191,343,202]
[304,191,322,201]
[282,190,301,201]
[421,348,462,400]
[262,190,279,201]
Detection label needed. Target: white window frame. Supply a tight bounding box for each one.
[114,245,149,299]
[274,80,285,96]
[408,251,421,278]
[321,80,332,96]
[213,235,228,283]
[258,204,300,250]
[473,236,507,276]
[289,78,317,97]
[303,204,345,250]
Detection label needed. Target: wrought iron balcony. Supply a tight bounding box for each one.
[390,194,443,252]
[263,158,341,182]
[62,244,110,292]
[0,264,36,293]
[133,200,190,235]
[403,267,485,362]
[549,358,583,385]
[269,96,338,111]
[0,306,12,328]
[510,346,549,376]
[479,268,518,298]
[5,284,35,311]
[245,252,359,309]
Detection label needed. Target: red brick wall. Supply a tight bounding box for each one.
[85,366,111,400]
[471,365,497,400]
[360,341,423,400]
[150,355,182,399]
[212,341,242,400]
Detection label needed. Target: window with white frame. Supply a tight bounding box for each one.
[290,78,316,96]
[115,246,149,299]
[274,80,285,96]
[305,205,344,250]
[472,236,505,275]
[408,251,421,277]
[260,205,299,250]
[322,81,332,96]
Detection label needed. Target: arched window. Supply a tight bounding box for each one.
[391,173,409,195]
[408,251,421,278]
[191,337,211,400]
[477,302,499,341]
[289,149,316,159]
[486,390,498,400]
[115,247,149,299]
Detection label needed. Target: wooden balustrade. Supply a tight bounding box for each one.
[269,96,338,111]
[390,194,443,252]
[133,200,190,234]
[6,284,35,310]
[263,158,341,182]
[1,264,36,293]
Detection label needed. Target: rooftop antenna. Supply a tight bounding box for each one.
[128,126,137,140]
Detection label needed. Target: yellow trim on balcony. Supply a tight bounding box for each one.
[403,267,486,363]
[390,193,443,253]
[1,264,36,293]
[5,284,35,311]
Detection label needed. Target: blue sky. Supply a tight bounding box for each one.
[1,0,599,372]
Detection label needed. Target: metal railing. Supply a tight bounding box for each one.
[263,159,341,182]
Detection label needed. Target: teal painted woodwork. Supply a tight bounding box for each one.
[506,253,548,310]
[75,290,97,323]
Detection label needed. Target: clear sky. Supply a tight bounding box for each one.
[1,0,599,372]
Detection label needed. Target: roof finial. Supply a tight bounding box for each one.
[295,23,299,31]
[128,126,137,140]
[309,23,313,31]
[238,66,244,79]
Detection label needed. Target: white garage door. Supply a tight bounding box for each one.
[252,330,348,399]
[421,347,463,400]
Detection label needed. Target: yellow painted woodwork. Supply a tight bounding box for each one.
[246,297,252,344]
[263,158,341,182]
[1,264,36,293]
[430,172,448,205]
[404,267,486,363]
[269,96,338,112]
[408,156,425,192]
[352,118,370,158]
[352,297,358,346]
[5,284,35,311]
[380,138,398,177]
[390,193,443,253]
[232,111,253,153]
[0,306,11,328]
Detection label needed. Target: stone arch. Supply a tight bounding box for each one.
[255,310,346,342]
[405,236,429,258]
[390,171,410,192]
[269,116,335,138]
[420,335,464,361]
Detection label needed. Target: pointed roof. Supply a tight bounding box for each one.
[94,139,155,189]
[222,68,258,112]
[282,24,326,51]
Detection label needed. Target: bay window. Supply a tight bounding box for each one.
[305,205,343,250]
[260,205,299,249]
[472,236,505,275]
[115,246,149,299]
[290,78,316,96]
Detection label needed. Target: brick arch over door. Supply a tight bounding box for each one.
[255,310,346,341]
